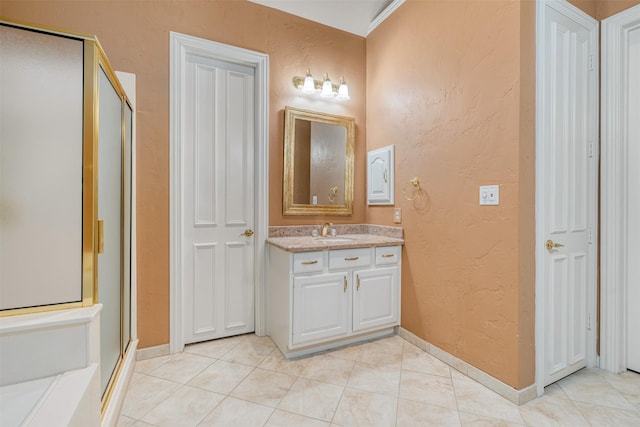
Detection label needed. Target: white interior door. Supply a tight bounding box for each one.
[539,0,598,387]
[625,14,640,374]
[181,55,255,344]
[600,3,640,375]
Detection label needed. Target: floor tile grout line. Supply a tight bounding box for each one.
[328,383,346,426]
[141,356,217,387]
[190,388,228,427]
[566,397,598,427]
[450,366,464,427]
[225,362,257,400]
[125,375,185,424]
[396,340,410,427]
[274,406,337,425]
[557,376,640,412]
[571,397,639,412]
[188,343,256,406]
[395,369,403,427]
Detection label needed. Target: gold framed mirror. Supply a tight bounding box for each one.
[283,106,355,216]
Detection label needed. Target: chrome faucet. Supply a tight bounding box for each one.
[321,222,333,237]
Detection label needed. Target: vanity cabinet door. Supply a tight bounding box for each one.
[293,272,349,345]
[352,266,399,332]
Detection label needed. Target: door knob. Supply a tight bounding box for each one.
[546,239,564,250]
[241,229,254,237]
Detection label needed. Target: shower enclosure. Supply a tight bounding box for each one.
[0,20,134,415]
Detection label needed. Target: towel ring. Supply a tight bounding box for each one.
[402,177,422,201]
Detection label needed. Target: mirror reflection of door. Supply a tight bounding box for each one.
[293,119,346,205]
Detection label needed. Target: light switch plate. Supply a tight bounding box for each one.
[479,185,499,205]
[394,207,402,223]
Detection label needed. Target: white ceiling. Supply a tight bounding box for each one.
[248,0,400,37]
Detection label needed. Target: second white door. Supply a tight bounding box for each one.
[182,54,256,344]
[619,7,640,373]
[540,0,599,386]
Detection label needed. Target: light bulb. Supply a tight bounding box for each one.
[301,69,316,95]
[336,77,350,101]
[320,73,335,98]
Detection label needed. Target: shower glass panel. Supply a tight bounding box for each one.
[0,25,83,310]
[123,103,133,350]
[98,66,123,396]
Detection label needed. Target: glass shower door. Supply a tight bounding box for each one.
[98,66,123,396]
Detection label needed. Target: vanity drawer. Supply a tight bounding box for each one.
[375,246,400,265]
[293,251,326,274]
[329,248,372,270]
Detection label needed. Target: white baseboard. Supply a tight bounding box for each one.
[396,327,536,405]
[136,343,170,361]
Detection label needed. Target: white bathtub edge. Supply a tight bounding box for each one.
[26,363,100,427]
[0,305,102,336]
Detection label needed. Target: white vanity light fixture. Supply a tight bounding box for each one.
[292,69,350,101]
[320,73,335,98]
[336,77,351,101]
[301,69,316,95]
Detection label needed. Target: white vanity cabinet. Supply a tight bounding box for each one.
[267,244,401,358]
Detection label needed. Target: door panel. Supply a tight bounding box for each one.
[548,254,568,377]
[569,253,587,365]
[541,1,598,386]
[193,243,216,335]
[194,66,216,226]
[225,242,252,330]
[182,55,255,344]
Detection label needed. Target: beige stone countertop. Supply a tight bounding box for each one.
[266,233,404,253]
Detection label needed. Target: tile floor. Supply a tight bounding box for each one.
[118,333,640,426]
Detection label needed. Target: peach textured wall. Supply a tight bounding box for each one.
[597,0,640,19]
[1,0,366,348]
[366,0,535,389]
[568,0,597,17]
[569,0,640,21]
[568,0,640,19]
[517,0,536,390]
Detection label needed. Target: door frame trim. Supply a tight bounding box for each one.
[600,4,640,373]
[534,0,599,395]
[169,32,269,353]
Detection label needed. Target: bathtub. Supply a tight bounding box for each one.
[0,305,102,426]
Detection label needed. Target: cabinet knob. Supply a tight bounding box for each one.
[344,276,347,293]
[345,257,359,261]
[357,275,361,291]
